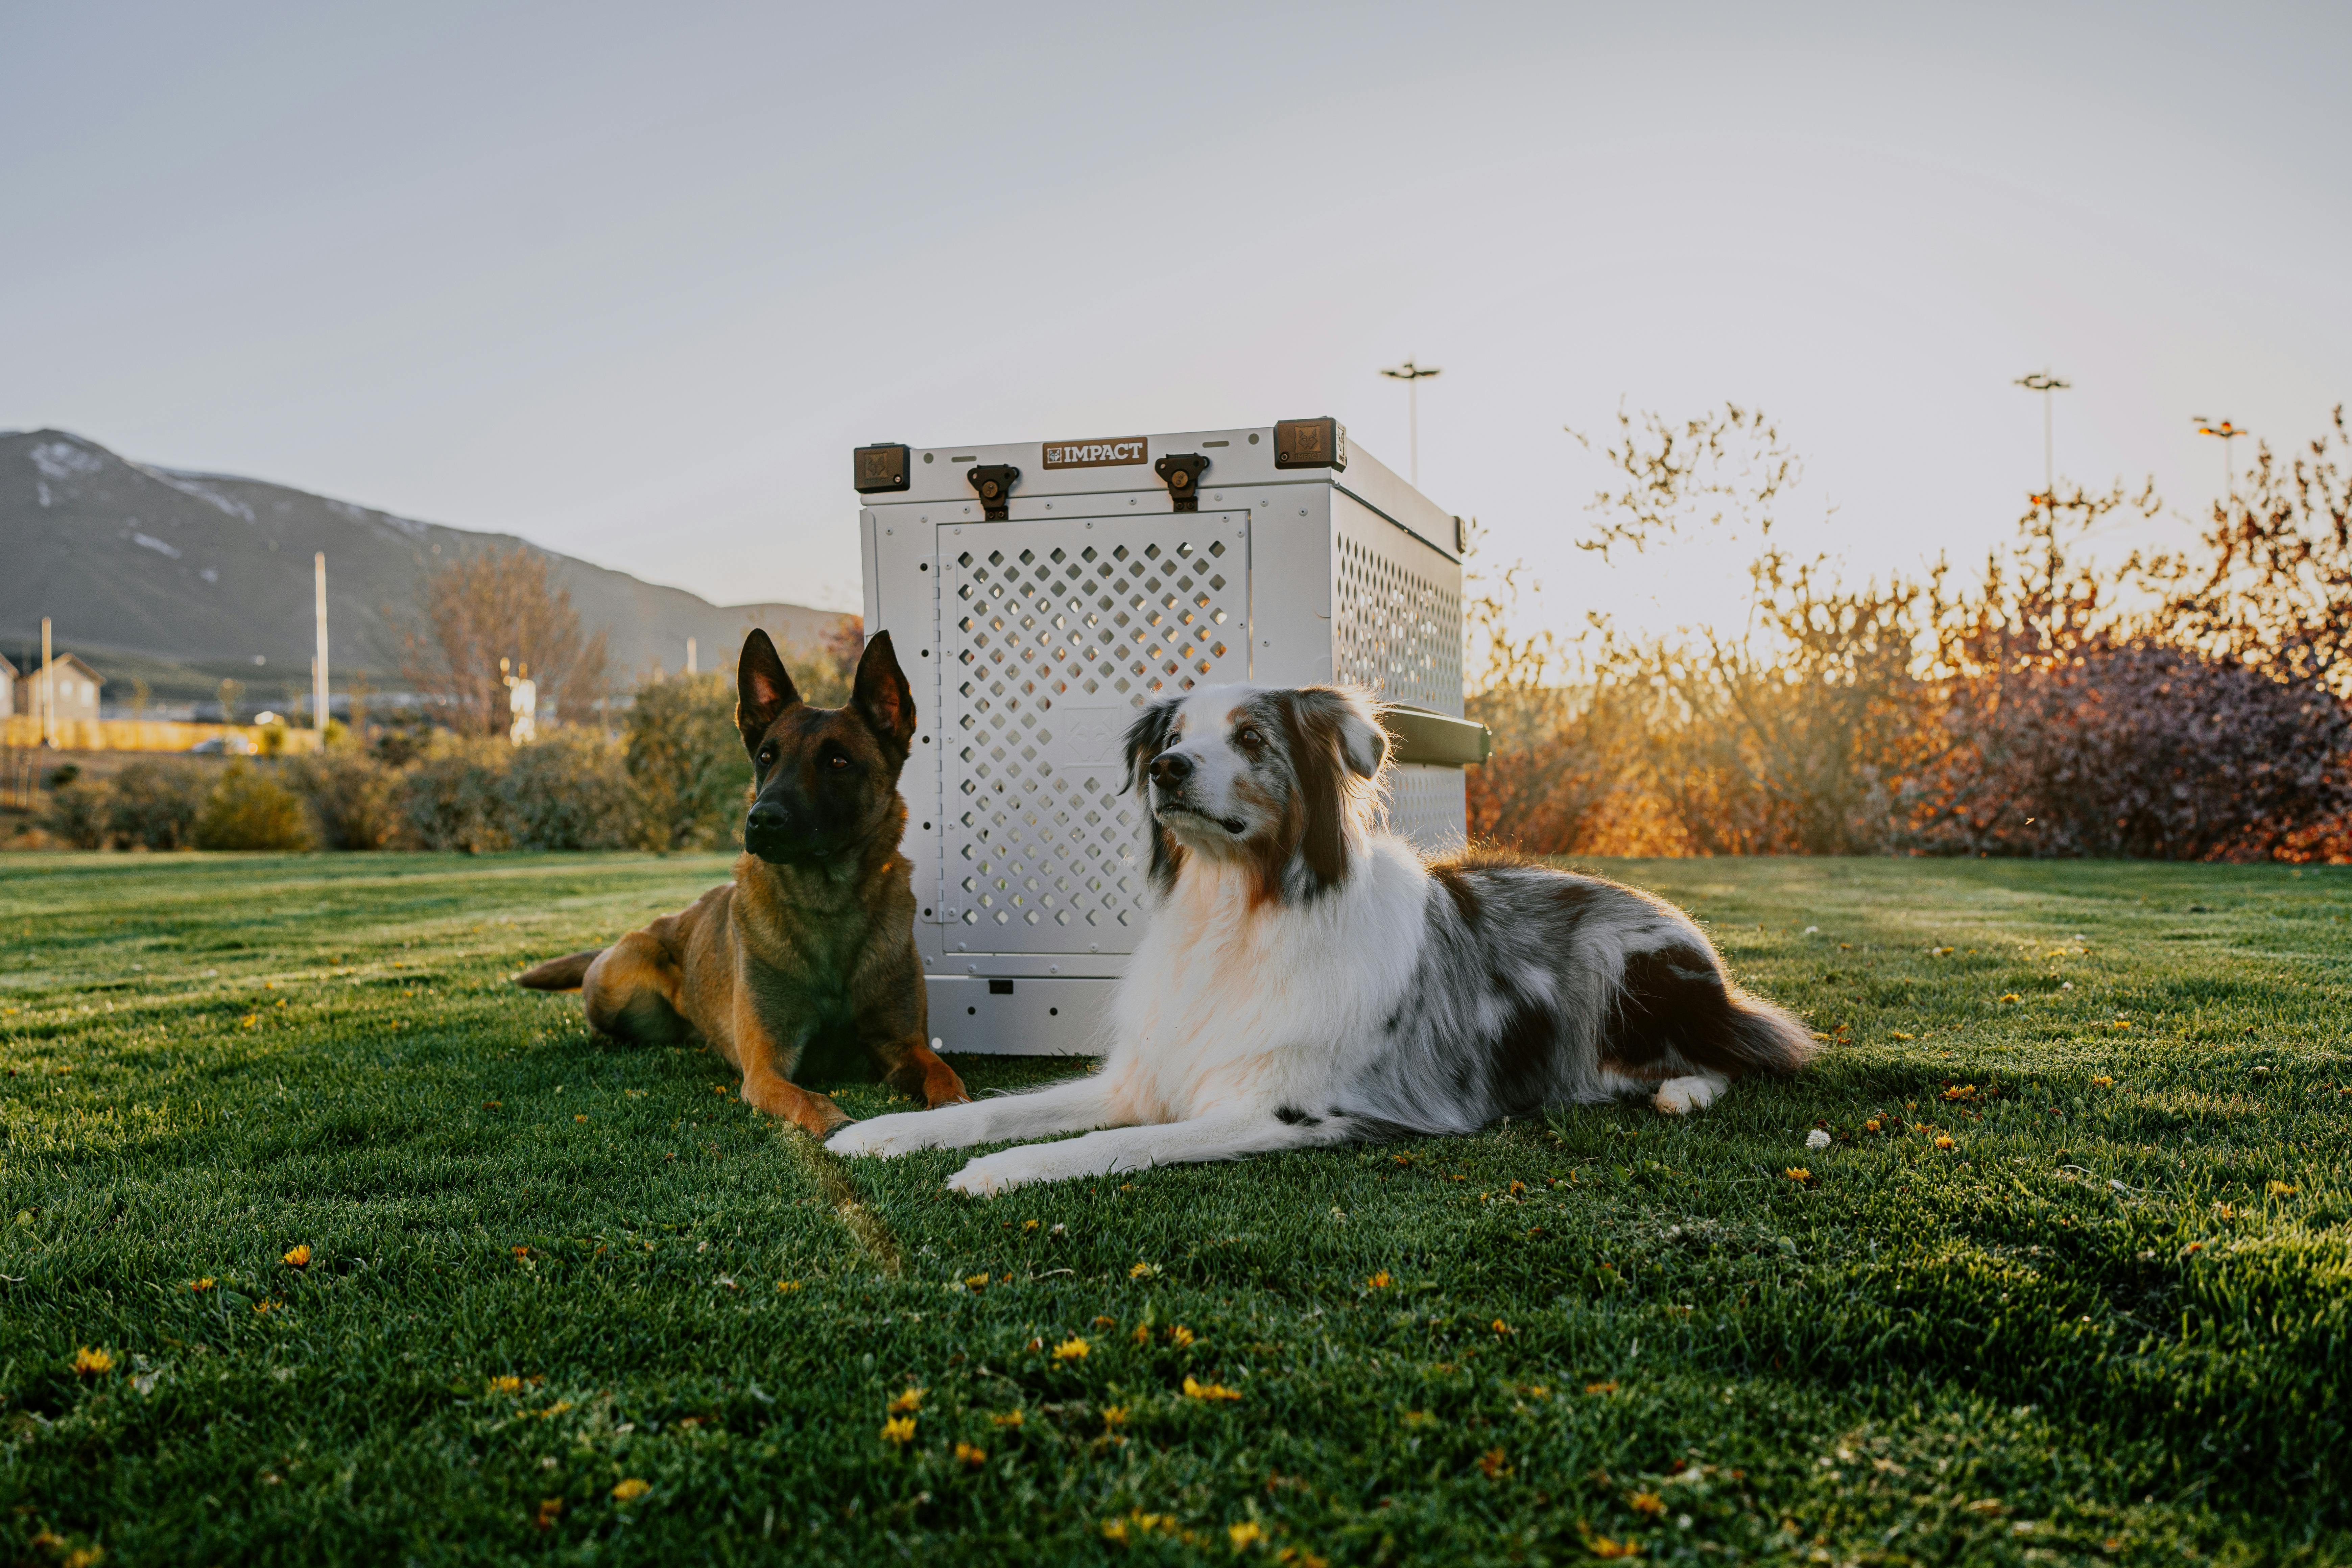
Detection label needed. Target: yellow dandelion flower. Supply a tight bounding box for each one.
[1367,1271,1392,1289]
[1784,1168,1811,1182]
[776,1280,801,1293]
[1587,1533,1642,1559]
[1998,993,2021,1004]
[1053,1337,1090,1361]
[1093,1315,1118,1328]
[1183,1376,1241,1401]
[1890,1031,1915,1041]
[711,1084,728,1095]
[252,1299,276,1314]
[1102,1406,1129,1428]
[1507,1180,1525,1195]
[880,1415,916,1445]
[2091,1076,2114,1087]
[1131,1322,1150,1345]
[1025,1336,1044,1351]
[954,1441,987,1467]
[1230,1519,1265,1550]
[539,1400,572,1420]
[1129,1261,1156,1279]
[992,1409,1025,1428]
[62,1549,102,1568]
[1585,1381,1618,1395]
[1169,1325,1195,1349]
[1630,1491,1667,1516]
[574,1114,588,1123]
[190,1277,215,1293]
[1023,1218,1039,1232]
[965,1273,990,1290]
[2112,1019,2133,1030]
[888,1387,925,1415]
[1479,1448,1511,1478]
[610,1477,650,1502]
[1492,1318,1513,1336]
[2268,1181,2299,1196]
[282,1244,311,1268]
[1934,1135,1955,1150]
[1101,1519,1130,1543]
[1864,1119,1883,1133]
[488,1375,523,1395]
[72,1346,114,1377]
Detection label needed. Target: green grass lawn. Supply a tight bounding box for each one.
[2,853,2348,1566]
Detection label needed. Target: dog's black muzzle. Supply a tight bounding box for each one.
[743,799,841,865]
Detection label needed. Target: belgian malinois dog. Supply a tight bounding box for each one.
[515,627,967,1135]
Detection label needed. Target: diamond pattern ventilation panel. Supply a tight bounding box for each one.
[1334,531,1463,716]
[939,513,1249,954]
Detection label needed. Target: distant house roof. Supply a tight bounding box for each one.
[35,653,104,684]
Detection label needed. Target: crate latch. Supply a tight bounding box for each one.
[967,464,1020,520]
[1154,453,1209,512]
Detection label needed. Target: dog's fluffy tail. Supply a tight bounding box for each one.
[516,948,603,991]
[1714,982,1815,1076]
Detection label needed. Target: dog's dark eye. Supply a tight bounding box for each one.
[757,746,777,769]
[828,754,849,770]
[1235,725,1264,750]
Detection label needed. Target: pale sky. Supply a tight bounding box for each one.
[5,1,2346,636]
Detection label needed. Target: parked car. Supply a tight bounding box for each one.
[188,733,258,756]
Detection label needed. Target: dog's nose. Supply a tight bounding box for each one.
[1149,752,1193,787]
[745,801,789,835]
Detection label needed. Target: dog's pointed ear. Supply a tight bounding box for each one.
[737,627,800,756]
[851,629,916,755]
[1121,696,1183,795]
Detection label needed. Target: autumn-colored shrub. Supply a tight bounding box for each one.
[290,750,401,851]
[624,671,747,852]
[107,760,208,850]
[392,737,512,853]
[504,728,637,850]
[193,763,313,851]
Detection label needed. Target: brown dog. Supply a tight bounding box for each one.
[516,626,966,1135]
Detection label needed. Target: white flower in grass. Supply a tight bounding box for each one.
[1805,1129,1832,1151]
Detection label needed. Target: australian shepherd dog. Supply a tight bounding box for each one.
[827,685,1811,1194]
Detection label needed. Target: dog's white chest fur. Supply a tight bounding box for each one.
[1101,841,1431,1123]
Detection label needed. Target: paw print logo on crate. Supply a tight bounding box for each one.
[938,516,1249,952]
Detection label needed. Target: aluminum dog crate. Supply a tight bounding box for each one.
[856,419,1486,1056]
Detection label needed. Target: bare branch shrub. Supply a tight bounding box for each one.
[401,547,609,736]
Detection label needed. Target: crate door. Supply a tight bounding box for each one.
[939,511,1250,954]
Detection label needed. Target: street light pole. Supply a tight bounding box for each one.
[2014,370,2071,513]
[1378,357,1443,487]
[314,552,329,733]
[2192,417,2248,507]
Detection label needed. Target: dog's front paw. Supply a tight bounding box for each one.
[1653,1074,1725,1115]
[826,1112,938,1159]
[945,1150,1044,1198]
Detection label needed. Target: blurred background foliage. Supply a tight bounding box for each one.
[1465,404,2352,862]
[25,550,868,856]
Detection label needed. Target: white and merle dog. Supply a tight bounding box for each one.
[827,684,1810,1194]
